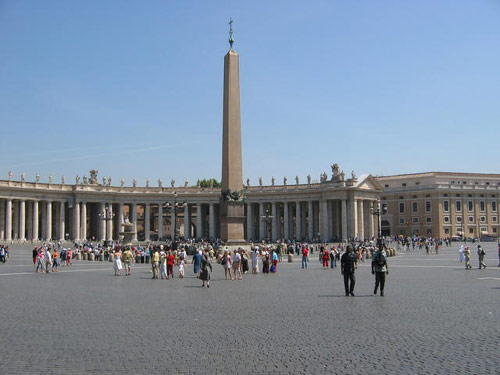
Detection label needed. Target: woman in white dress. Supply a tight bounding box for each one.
[114,250,123,276]
[251,247,259,274]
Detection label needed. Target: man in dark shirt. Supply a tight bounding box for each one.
[341,244,358,296]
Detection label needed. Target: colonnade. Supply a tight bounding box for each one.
[0,197,377,243]
[246,198,376,242]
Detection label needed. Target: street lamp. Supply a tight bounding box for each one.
[98,203,115,246]
[370,201,387,239]
[260,206,274,242]
[164,191,186,242]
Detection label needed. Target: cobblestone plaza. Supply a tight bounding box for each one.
[0,244,498,374]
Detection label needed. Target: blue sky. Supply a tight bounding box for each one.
[1,0,499,185]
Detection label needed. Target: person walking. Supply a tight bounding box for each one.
[200,250,212,287]
[113,249,123,276]
[232,249,243,280]
[192,249,202,278]
[464,246,472,270]
[341,245,358,296]
[498,243,500,267]
[122,248,133,276]
[251,247,259,274]
[372,244,389,296]
[151,249,160,279]
[167,251,175,279]
[477,245,486,269]
[44,248,52,274]
[221,250,232,280]
[301,246,309,269]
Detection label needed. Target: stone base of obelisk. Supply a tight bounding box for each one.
[220,201,250,251]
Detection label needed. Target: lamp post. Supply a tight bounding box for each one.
[370,201,387,239]
[260,206,274,242]
[165,191,186,242]
[98,203,115,247]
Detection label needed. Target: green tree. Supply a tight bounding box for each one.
[198,178,221,188]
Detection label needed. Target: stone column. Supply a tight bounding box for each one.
[12,201,18,240]
[295,201,302,240]
[308,201,314,240]
[348,199,358,240]
[59,201,65,241]
[19,200,26,240]
[283,202,289,240]
[271,202,278,242]
[80,202,87,241]
[246,203,254,241]
[327,201,334,241]
[358,199,364,239]
[0,200,5,240]
[117,203,124,238]
[157,203,163,239]
[341,199,348,241]
[259,202,265,241]
[320,200,328,242]
[106,204,113,241]
[196,203,202,240]
[46,201,52,240]
[144,203,151,241]
[5,199,12,241]
[209,203,215,239]
[32,201,39,241]
[131,203,138,241]
[73,201,80,241]
[26,201,33,240]
[184,204,191,238]
[97,202,105,242]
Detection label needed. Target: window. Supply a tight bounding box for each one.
[444,194,449,197]
[400,229,406,235]
[492,216,497,223]
[416,182,420,185]
[425,194,431,198]
[468,216,474,223]
[426,229,432,235]
[468,201,473,212]
[451,181,455,184]
[384,184,389,188]
[382,203,388,212]
[412,217,419,224]
[493,228,498,233]
[425,201,431,213]
[469,228,474,234]
[444,228,450,234]
[444,216,450,223]
[480,216,486,223]
[412,195,417,199]
[456,216,462,223]
[480,227,487,232]
[456,200,462,212]
[412,202,418,213]
[399,196,404,200]
[492,202,497,212]
[468,194,472,197]
[486,182,490,185]
[463,181,467,185]
[399,218,405,225]
[443,200,449,212]
[426,217,432,224]
[480,201,485,212]
[399,202,405,213]
[402,183,407,187]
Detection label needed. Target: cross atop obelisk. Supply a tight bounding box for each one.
[228,18,234,50]
[220,19,247,247]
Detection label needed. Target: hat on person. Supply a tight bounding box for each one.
[346,245,353,252]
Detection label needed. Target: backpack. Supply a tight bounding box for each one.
[376,252,385,267]
[221,257,227,266]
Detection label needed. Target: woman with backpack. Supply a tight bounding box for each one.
[371,244,389,297]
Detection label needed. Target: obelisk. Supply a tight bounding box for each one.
[220,19,247,246]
